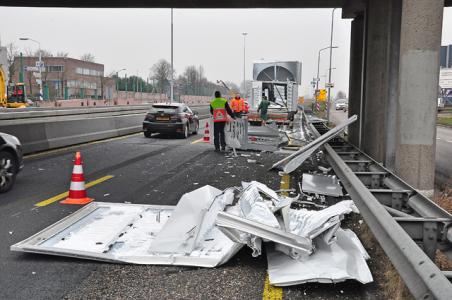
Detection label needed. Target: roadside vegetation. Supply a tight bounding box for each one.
[437,115,452,127]
[435,185,452,271]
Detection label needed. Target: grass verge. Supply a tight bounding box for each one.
[437,116,452,127]
[355,220,413,300]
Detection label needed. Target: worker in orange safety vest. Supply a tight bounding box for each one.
[230,94,245,117]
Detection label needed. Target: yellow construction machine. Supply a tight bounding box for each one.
[0,67,6,108]
[0,68,28,109]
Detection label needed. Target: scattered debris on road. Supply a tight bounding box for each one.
[12,180,372,286]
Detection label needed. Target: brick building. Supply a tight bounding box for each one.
[12,56,115,100]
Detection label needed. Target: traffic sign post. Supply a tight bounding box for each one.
[25,66,39,72]
[316,89,327,101]
[326,82,335,88]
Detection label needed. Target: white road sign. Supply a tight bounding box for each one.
[36,79,42,85]
[439,68,452,89]
[35,61,44,68]
[326,82,335,88]
[25,66,39,72]
[33,72,41,78]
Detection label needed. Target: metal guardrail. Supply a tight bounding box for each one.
[306,115,452,300]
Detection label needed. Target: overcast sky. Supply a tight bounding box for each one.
[1,7,451,97]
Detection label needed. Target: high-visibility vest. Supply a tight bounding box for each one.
[231,98,244,112]
[211,97,228,122]
[239,98,245,111]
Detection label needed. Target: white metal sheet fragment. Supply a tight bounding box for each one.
[283,200,358,243]
[301,173,344,197]
[216,211,312,257]
[238,184,280,228]
[148,185,223,254]
[42,205,146,253]
[11,191,243,268]
[266,229,373,286]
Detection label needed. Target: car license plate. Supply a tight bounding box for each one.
[156,117,170,121]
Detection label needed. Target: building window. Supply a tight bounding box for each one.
[75,67,102,77]
[67,80,79,88]
[46,65,64,72]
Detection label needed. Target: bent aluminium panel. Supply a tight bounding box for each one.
[11,201,241,268]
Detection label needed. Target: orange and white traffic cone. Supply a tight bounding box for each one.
[203,121,210,143]
[60,152,93,205]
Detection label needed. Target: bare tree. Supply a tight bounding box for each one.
[6,43,18,84]
[23,47,34,56]
[56,51,69,58]
[151,59,172,94]
[35,49,53,57]
[80,53,95,62]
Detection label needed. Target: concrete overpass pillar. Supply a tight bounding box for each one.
[361,0,393,163]
[348,14,364,147]
[347,14,365,147]
[395,0,444,196]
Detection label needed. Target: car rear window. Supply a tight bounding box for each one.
[150,105,179,113]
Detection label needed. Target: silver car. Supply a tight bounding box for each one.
[335,99,348,111]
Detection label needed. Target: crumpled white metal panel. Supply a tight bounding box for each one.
[266,229,373,286]
[283,200,358,243]
[301,173,344,197]
[11,186,243,268]
[148,185,223,254]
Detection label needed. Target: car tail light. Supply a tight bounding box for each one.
[145,113,155,121]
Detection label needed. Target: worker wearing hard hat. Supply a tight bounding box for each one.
[230,94,246,117]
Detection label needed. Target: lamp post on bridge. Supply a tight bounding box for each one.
[242,32,248,98]
[19,37,43,101]
[327,8,338,123]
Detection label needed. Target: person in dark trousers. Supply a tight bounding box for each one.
[258,95,271,125]
[210,91,235,151]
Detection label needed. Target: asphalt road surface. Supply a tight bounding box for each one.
[436,126,452,186]
[329,109,451,186]
[0,125,381,300]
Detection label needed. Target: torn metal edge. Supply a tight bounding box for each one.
[215,211,313,256]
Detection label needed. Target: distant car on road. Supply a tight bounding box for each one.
[335,99,348,111]
[0,132,24,193]
[438,97,445,111]
[143,103,200,138]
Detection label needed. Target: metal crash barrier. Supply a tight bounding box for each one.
[305,113,452,300]
[207,117,285,151]
[0,105,210,154]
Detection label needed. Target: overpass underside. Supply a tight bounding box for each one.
[4,0,451,194]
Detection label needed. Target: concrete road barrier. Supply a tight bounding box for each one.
[0,105,210,154]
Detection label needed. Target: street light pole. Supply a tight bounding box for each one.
[324,68,336,88]
[315,46,338,103]
[19,37,42,100]
[170,8,174,103]
[327,8,337,123]
[316,46,330,92]
[242,32,248,97]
